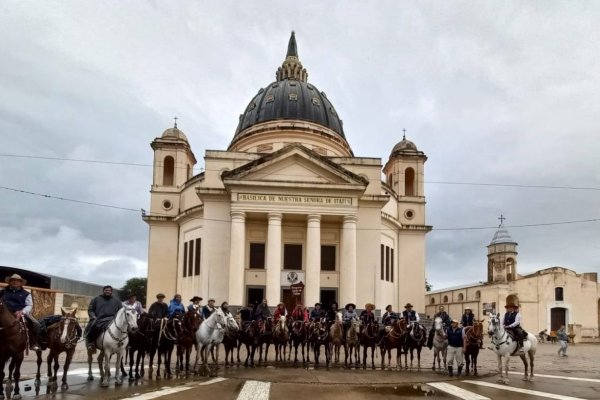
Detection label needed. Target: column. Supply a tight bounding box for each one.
[266,212,282,306]
[305,214,321,307]
[339,215,357,306]
[228,211,246,307]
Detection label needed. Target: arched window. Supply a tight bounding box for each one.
[555,287,564,301]
[458,293,464,301]
[430,298,435,305]
[475,290,481,300]
[163,156,174,186]
[405,167,415,196]
[443,295,448,303]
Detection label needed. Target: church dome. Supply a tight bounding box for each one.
[391,137,418,154]
[231,32,346,147]
[489,227,517,245]
[161,124,188,141]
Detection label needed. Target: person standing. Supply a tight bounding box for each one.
[0,273,41,350]
[167,294,185,319]
[557,325,569,357]
[123,293,145,316]
[148,293,168,319]
[446,319,464,377]
[86,285,123,350]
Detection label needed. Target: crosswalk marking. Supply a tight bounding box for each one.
[463,380,587,400]
[508,371,600,383]
[119,378,227,400]
[236,380,270,400]
[427,382,490,399]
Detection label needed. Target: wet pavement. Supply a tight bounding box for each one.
[7,340,600,399]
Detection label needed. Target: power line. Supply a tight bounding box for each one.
[2,185,599,231]
[426,181,600,191]
[0,186,139,212]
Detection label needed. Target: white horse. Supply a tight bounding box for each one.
[87,306,138,387]
[194,308,226,376]
[488,313,537,384]
[431,317,448,371]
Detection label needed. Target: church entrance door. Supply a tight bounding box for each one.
[281,289,302,314]
[550,307,566,331]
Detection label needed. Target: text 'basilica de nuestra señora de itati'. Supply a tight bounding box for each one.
[143,32,431,314]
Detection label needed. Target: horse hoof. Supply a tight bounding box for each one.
[522,377,529,381]
[129,376,135,382]
[115,380,123,386]
[87,376,94,381]
[100,382,109,388]
[61,384,69,391]
[13,395,21,400]
[496,378,504,383]
[529,377,534,382]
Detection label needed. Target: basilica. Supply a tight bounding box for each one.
[144,33,431,314]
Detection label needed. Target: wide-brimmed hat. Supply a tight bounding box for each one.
[345,303,356,311]
[189,296,203,302]
[5,274,26,285]
[365,303,375,310]
[156,293,166,299]
[505,303,519,309]
[451,319,459,324]
[464,306,472,311]
[208,298,215,303]
[404,303,414,308]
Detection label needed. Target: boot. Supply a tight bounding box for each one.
[448,366,453,377]
[457,366,463,376]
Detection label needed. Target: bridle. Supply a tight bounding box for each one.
[106,308,136,348]
[58,316,79,349]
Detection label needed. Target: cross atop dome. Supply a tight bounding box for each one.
[276,31,308,82]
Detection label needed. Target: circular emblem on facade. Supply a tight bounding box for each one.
[286,271,299,284]
[162,200,173,210]
[404,209,415,220]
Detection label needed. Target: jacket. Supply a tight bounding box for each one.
[167,299,185,318]
[148,302,168,319]
[447,326,463,347]
[343,310,358,323]
[461,313,474,327]
[88,294,123,320]
[309,308,324,321]
[254,303,271,320]
[0,287,33,314]
[360,310,375,325]
[291,308,308,322]
[273,307,288,322]
[202,305,215,319]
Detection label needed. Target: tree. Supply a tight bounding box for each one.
[425,278,433,292]
[121,277,147,306]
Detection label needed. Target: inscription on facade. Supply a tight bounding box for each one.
[237,193,352,206]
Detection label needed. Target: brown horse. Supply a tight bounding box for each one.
[155,317,182,378]
[124,312,153,381]
[360,321,379,369]
[379,319,407,370]
[404,322,427,370]
[239,320,260,367]
[176,311,201,374]
[463,320,484,376]
[289,320,309,364]
[272,316,289,363]
[0,299,27,400]
[309,320,330,366]
[257,318,273,365]
[329,313,344,364]
[344,317,361,367]
[34,309,80,394]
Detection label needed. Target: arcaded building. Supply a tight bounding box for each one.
[144,33,431,313]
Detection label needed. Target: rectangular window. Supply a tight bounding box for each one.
[249,243,266,269]
[194,238,201,276]
[391,248,394,283]
[183,242,188,278]
[320,245,336,271]
[555,287,564,301]
[385,246,390,281]
[380,244,384,280]
[188,240,194,277]
[284,244,302,270]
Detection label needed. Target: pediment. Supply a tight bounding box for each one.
[222,144,368,187]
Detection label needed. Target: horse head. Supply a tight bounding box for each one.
[488,313,501,336]
[351,317,361,333]
[123,306,139,333]
[59,308,79,347]
[211,307,226,330]
[433,316,444,331]
[472,320,484,337]
[224,311,240,332]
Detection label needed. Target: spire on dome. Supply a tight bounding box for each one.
[276,31,308,82]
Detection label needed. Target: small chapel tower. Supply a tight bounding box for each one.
[382,131,428,225]
[487,216,518,283]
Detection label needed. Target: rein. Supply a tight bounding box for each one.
[106,309,130,348]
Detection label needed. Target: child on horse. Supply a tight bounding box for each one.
[503,303,525,353]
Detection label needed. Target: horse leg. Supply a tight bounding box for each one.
[87,348,95,381]
[11,355,24,400]
[520,354,528,381]
[61,349,74,391]
[115,351,124,385]
[34,350,42,395]
[528,351,535,381]
[473,352,478,376]
[432,349,437,370]
[0,359,6,400]
[50,352,60,393]
[465,353,470,376]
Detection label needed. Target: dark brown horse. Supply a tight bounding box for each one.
[404,322,427,370]
[154,317,182,378]
[289,320,309,364]
[463,320,484,376]
[309,320,330,366]
[360,321,379,369]
[124,313,153,381]
[222,328,239,366]
[176,311,201,374]
[0,299,27,400]
[239,320,260,367]
[272,316,289,363]
[379,319,407,370]
[34,309,80,394]
[257,318,273,365]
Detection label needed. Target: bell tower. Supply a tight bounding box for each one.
[382,131,427,226]
[487,216,518,283]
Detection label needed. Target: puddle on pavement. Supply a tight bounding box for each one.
[350,384,450,398]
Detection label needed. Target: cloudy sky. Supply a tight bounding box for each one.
[1,1,599,290]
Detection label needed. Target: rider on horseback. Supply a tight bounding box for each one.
[273,303,288,323]
[309,302,324,321]
[291,303,308,322]
[402,303,419,333]
[360,303,376,325]
[123,293,145,316]
[0,273,41,351]
[342,303,358,337]
[504,303,525,354]
[148,293,168,318]
[85,285,123,350]
[187,296,203,316]
[202,299,216,319]
[427,305,451,349]
[325,301,339,326]
[461,307,483,349]
[167,294,185,319]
